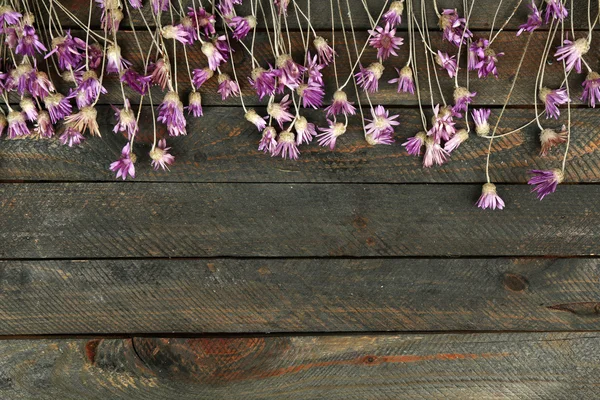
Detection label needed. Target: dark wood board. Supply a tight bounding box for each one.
[2,332,600,399]
[20,30,597,107]
[2,257,600,335]
[1,107,598,183]
[2,182,600,259]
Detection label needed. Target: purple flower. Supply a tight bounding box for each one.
[452,87,477,114]
[15,25,47,56]
[297,82,324,108]
[476,183,505,210]
[64,106,101,137]
[540,126,567,156]
[214,35,232,62]
[249,66,278,99]
[161,24,193,45]
[276,54,305,89]
[517,2,542,36]
[245,109,266,131]
[12,64,35,95]
[294,116,317,145]
[444,129,469,152]
[476,47,504,78]
[229,16,256,41]
[267,95,294,128]
[20,97,38,121]
[423,137,449,167]
[313,36,336,65]
[402,131,427,156]
[192,67,214,88]
[110,143,136,180]
[325,90,356,117]
[356,62,385,93]
[528,169,564,199]
[318,120,347,150]
[428,105,456,142]
[157,91,187,136]
[365,105,400,138]
[438,9,472,46]
[366,129,395,145]
[186,91,203,117]
[35,111,54,138]
[45,31,85,71]
[544,0,568,23]
[100,7,124,33]
[368,23,404,60]
[258,127,277,154]
[112,100,138,139]
[106,44,131,74]
[30,71,55,100]
[188,7,216,37]
[539,87,569,119]
[435,51,458,78]
[152,0,170,15]
[273,130,300,160]
[201,42,226,71]
[150,139,175,171]
[388,66,415,94]
[44,93,72,124]
[382,1,404,26]
[0,7,21,31]
[7,111,29,138]
[582,71,600,107]
[274,0,290,15]
[472,108,491,136]
[468,38,488,71]
[305,51,325,87]
[554,38,589,74]
[87,43,104,69]
[121,69,152,95]
[59,127,85,147]
[217,73,240,100]
[70,71,107,108]
[150,59,171,90]
[128,0,143,9]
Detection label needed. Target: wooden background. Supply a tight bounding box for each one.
[2,0,600,398]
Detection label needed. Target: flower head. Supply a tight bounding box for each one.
[59,126,85,147]
[266,94,294,128]
[20,97,38,121]
[305,51,325,86]
[435,51,458,78]
[201,41,226,71]
[16,25,47,56]
[35,111,54,138]
[0,6,21,31]
[64,106,101,137]
[472,108,491,136]
[382,1,404,26]
[528,169,563,199]
[388,66,415,94]
[192,67,214,88]
[539,87,569,119]
[44,93,72,124]
[476,183,505,210]
[258,126,277,154]
[106,44,131,74]
[317,120,346,150]
[273,130,300,160]
[539,126,567,156]
[325,90,357,117]
[429,105,456,142]
[355,62,385,93]
[544,0,568,23]
[297,82,325,109]
[30,71,55,100]
[229,16,256,41]
[149,59,171,90]
[248,66,278,99]
[121,69,152,95]
[444,129,469,152]
[186,91,203,117]
[112,100,138,139]
[554,38,589,74]
[438,9,472,46]
[245,109,266,131]
[188,7,216,37]
[276,54,305,89]
[517,2,542,36]
[7,111,30,138]
[294,116,317,145]
[157,91,187,136]
[150,139,175,171]
[365,105,400,138]
[423,137,449,167]
[161,24,193,45]
[217,73,240,100]
[402,131,427,156]
[313,36,336,65]
[71,70,107,108]
[582,71,600,107]
[45,31,85,71]
[452,86,477,114]
[368,23,404,60]
[110,143,136,180]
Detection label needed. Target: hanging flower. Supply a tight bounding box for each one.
[294,116,317,145]
[297,82,325,109]
[157,91,187,136]
[229,16,256,41]
[365,105,400,138]
[423,137,449,167]
[313,36,336,65]
[217,73,240,100]
[539,87,569,119]
[428,105,456,142]
[150,139,175,171]
[110,143,136,180]
[355,62,385,93]
[388,66,415,94]
[435,51,458,78]
[201,41,226,71]
[59,126,85,147]
[317,120,347,150]
[121,69,152,95]
[35,111,54,138]
[539,126,567,156]
[188,7,216,37]
[258,126,277,154]
[438,9,472,46]
[249,66,278,99]
[44,93,72,124]
[325,90,356,116]
[276,54,305,89]
[161,24,193,45]
[402,131,427,156]
[106,44,131,74]
[544,0,568,23]
[20,97,38,121]
[444,129,469,152]
[368,23,404,60]
[476,183,505,210]
[452,87,477,114]
[187,91,203,117]
[517,2,542,36]
[15,25,47,56]
[382,1,404,26]
[7,111,30,138]
[267,95,294,128]
[554,38,590,74]
[528,169,564,199]
[112,100,138,139]
[30,71,55,100]
[273,130,300,160]
[245,109,266,131]
[581,71,600,107]
[192,67,214,88]
[472,108,491,136]
[149,59,171,90]
[64,106,101,137]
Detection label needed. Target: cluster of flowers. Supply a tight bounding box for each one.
[0,0,597,209]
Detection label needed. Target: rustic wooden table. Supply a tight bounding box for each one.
[1,0,600,398]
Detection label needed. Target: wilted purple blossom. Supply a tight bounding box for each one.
[294,116,317,145]
[582,71,600,107]
[157,91,187,136]
[438,9,472,46]
[325,90,356,116]
[313,36,336,65]
[150,139,175,171]
[217,73,240,100]
[423,137,449,167]
[59,126,85,147]
[249,66,278,99]
[273,130,300,160]
[476,183,505,210]
[365,105,400,138]
[267,95,294,128]
[317,120,347,150]
[539,87,569,119]
[297,82,325,109]
[544,0,568,23]
[192,67,214,88]
[402,131,427,156]
[472,108,491,136]
[356,62,385,93]
[528,169,564,199]
[7,111,29,138]
[554,38,589,73]
[259,126,277,154]
[435,51,458,78]
[517,2,542,36]
[187,91,203,117]
[382,1,404,26]
[110,143,136,180]
[388,66,415,94]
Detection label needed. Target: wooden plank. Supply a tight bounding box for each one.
[25,30,594,106]
[1,107,598,183]
[2,258,600,335]
[1,333,600,399]
[1,183,600,259]
[56,0,596,31]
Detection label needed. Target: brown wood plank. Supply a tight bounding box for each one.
[1,183,599,259]
[2,258,600,335]
[56,0,596,31]
[1,107,598,183]
[25,30,594,106]
[1,333,600,399]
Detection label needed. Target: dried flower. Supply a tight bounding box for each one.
[44,93,72,124]
[517,2,542,36]
[294,116,317,145]
[110,143,136,180]
[157,91,187,136]
[325,90,356,116]
[273,130,299,160]
[368,23,404,60]
[453,87,477,114]
[249,66,278,99]
[16,25,47,56]
[313,36,336,65]
[217,73,240,100]
[297,82,325,109]
[317,120,347,150]
[435,51,458,78]
[201,42,226,71]
[539,126,567,156]
[187,91,203,117]
[258,126,277,154]
[444,129,469,152]
[429,105,456,142]
[7,111,30,138]
[192,67,214,88]
[35,111,54,138]
[150,59,171,90]
[245,109,266,131]
[423,137,449,167]
[161,24,193,45]
[539,87,569,119]
[0,6,22,31]
[30,71,55,100]
[188,7,216,37]
[121,69,152,95]
[528,169,563,199]
[112,100,138,139]
[276,54,305,89]
[356,62,385,93]
[388,66,415,94]
[476,183,505,210]
[544,0,568,23]
[267,95,294,128]
[402,131,427,156]
[365,105,400,138]
[472,108,491,136]
[106,44,131,74]
[229,16,256,40]
[59,126,85,147]
[45,31,85,71]
[65,106,100,137]
[20,97,38,122]
[438,9,472,46]
[150,139,175,171]
[582,71,600,107]
[382,1,404,26]
[554,38,590,74]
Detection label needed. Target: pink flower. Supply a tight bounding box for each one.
[157,91,187,137]
[217,73,240,100]
[44,93,72,124]
[110,143,136,180]
[438,9,472,46]
[368,23,404,60]
[15,25,47,56]
[35,111,55,138]
[472,108,491,136]
[192,67,214,88]
[382,1,404,26]
[20,97,38,121]
[539,126,567,156]
[428,105,456,142]
[249,66,278,99]
[297,82,325,109]
[402,131,427,156]
[444,129,469,152]
[582,71,600,107]
[355,62,385,93]
[7,111,29,138]
[539,87,569,119]
[273,130,300,160]
[517,2,542,36]
[388,66,415,94]
[554,38,589,74]
[453,87,476,114]
[423,137,449,167]
[476,183,505,210]
[150,139,175,171]
[186,91,203,117]
[59,127,85,147]
[105,44,131,74]
[365,105,400,138]
[245,109,267,131]
[313,36,336,65]
[325,90,356,116]
[267,95,294,128]
[64,106,100,137]
[544,0,568,23]
[528,169,564,200]
[229,16,256,41]
[294,116,317,145]
[258,127,277,154]
[435,51,458,78]
[112,100,138,139]
[276,54,305,89]
[149,59,171,90]
[161,24,193,45]
[317,120,346,150]
[188,7,216,37]
[201,42,226,71]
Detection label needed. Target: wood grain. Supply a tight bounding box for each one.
[2,258,600,335]
[23,30,596,107]
[1,107,598,183]
[2,332,600,399]
[56,0,597,31]
[2,182,600,259]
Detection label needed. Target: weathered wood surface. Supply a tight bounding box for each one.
[2,182,599,259]
[1,107,598,183]
[21,30,594,107]
[2,332,600,399]
[57,0,597,31]
[2,258,600,335]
